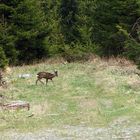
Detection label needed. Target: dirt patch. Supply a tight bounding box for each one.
[1,122,140,140]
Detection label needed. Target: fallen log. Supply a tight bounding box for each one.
[1,100,30,111]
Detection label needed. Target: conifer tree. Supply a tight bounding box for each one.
[0,0,48,64]
[92,0,139,56]
[41,0,62,45]
[59,0,80,44]
[0,0,19,64]
[12,0,48,63]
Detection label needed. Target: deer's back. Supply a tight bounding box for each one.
[37,72,47,78]
[37,72,54,79]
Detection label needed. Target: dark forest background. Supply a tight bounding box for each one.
[1,0,140,68]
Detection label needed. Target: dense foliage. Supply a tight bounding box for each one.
[59,0,79,44]
[92,0,139,56]
[0,0,140,67]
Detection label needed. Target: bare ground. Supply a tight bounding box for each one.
[1,117,140,140]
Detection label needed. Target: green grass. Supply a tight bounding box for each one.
[0,59,140,132]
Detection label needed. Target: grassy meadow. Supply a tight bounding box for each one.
[0,57,140,133]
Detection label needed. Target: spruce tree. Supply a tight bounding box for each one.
[78,1,95,44]
[12,0,48,63]
[41,0,62,45]
[92,0,139,56]
[59,0,80,44]
[0,0,48,64]
[0,0,19,64]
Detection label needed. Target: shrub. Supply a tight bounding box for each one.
[48,43,93,62]
[124,38,140,68]
[63,43,93,62]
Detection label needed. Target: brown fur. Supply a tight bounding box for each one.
[36,70,58,85]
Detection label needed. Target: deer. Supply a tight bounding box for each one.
[36,70,58,85]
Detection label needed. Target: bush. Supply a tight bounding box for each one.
[124,38,140,68]
[48,43,93,62]
[62,43,93,62]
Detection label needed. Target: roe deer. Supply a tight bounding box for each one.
[36,70,58,85]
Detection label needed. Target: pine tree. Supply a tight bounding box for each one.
[0,0,19,64]
[0,0,48,64]
[59,0,80,44]
[41,0,63,45]
[92,0,139,56]
[12,0,48,63]
[78,1,95,45]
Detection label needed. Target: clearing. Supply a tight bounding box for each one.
[0,57,140,139]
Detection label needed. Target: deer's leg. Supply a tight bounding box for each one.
[36,79,39,85]
[39,79,44,84]
[46,79,48,85]
[36,78,44,85]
